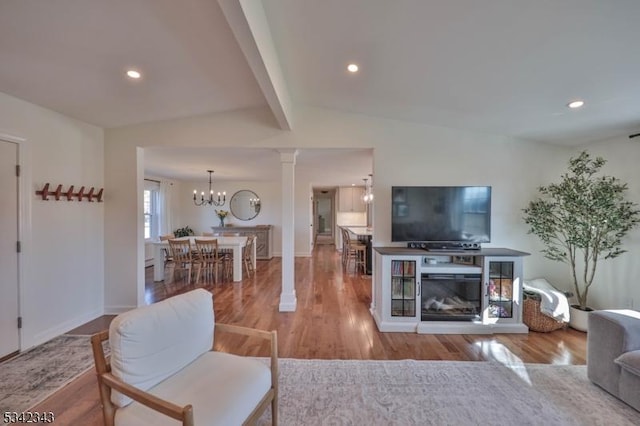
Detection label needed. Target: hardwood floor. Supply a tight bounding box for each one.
[31,244,586,424]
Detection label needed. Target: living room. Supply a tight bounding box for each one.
[4,99,637,351]
[1,1,640,423]
[3,2,640,347]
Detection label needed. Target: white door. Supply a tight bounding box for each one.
[0,140,20,358]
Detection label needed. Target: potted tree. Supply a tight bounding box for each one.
[523,151,640,331]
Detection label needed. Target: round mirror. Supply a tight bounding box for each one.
[230,190,261,221]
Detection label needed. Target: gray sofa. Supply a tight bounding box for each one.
[588,310,640,411]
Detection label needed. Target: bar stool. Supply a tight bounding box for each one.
[242,235,257,277]
[343,229,366,275]
[340,227,350,266]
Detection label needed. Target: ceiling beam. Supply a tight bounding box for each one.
[218,0,293,130]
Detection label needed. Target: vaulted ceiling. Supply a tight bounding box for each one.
[1,1,639,180]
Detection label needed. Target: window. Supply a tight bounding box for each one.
[144,180,160,240]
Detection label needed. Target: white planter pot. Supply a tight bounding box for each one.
[569,305,592,332]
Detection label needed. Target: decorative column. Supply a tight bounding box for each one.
[279,149,298,311]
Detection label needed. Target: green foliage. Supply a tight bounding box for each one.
[523,151,640,309]
[174,226,194,237]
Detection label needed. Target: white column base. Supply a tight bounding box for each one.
[279,291,297,312]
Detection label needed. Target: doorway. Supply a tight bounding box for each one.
[0,139,20,359]
[313,189,335,246]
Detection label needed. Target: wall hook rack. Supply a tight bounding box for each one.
[36,183,104,202]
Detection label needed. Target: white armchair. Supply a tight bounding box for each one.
[91,289,277,425]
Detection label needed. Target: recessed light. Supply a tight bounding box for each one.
[126,70,142,79]
[347,63,359,73]
[567,100,585,109]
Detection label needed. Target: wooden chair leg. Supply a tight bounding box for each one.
[172,263,182,283]
[193,263,201,284]
[272,394,278,426]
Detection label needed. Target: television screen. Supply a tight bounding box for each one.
[391,186,491,242]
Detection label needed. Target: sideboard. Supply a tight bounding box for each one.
[210,225,273,260]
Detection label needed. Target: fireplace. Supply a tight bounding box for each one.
[421,273,482,321]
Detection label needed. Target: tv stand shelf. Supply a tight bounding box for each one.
[420,263,481,274]
[372,247,530,334]
[375,247,528,257]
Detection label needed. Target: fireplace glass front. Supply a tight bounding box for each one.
[421,273,481,321]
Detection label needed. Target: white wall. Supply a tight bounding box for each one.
[572,137,640,310]
[369,123,572,292]
[0,91,104,349]
[3,85,632,339]
[105,105,638,311]
[176,178,283,254]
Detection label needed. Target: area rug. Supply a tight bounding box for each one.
[256,359,640,426]
[3,342,640,425]
[0,335,99,413]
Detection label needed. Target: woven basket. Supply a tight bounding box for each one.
[523,297,566,332]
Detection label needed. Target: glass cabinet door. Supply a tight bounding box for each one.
[390,260,416,317]
[486,260,514,319]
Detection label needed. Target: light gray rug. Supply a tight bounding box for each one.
[257,359,640,426]
[0,335,98,413]
[3,339,640,425]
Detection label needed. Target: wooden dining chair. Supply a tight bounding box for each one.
[216,232,240,266]
[194,238,229,283]
[168,239,201,284]
[159,233,176,273]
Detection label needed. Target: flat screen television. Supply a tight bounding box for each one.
[391,186,491,243]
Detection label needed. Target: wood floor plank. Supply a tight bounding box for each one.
[29,244,586,424]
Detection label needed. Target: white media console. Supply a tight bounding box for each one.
[372,247,530,334]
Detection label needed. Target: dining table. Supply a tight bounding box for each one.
[153,236,255,282]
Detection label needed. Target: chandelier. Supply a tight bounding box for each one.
[193,170,226,207]
[363,174,374,203]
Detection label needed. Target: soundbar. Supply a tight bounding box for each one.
[407,242,482,251]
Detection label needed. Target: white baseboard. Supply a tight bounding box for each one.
[272,252,313,258]
[376,320,419,333]
[25,308,103,350]
[104,305,136,315]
